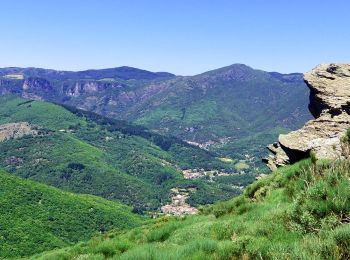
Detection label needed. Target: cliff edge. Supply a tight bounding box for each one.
[265,63,350,170]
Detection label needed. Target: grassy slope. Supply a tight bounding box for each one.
[0,169,143,258]
[33,159,350,259]
[0,97,82,129]
[0,96,243,210]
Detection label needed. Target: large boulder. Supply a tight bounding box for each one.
[265,64,350,170]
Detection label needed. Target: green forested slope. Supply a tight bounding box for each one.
[128,65,311,170]
[0,96,242,211]
[0,169,142,258]
[0,65,312,173]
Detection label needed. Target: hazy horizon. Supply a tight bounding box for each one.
[0,63,307,77]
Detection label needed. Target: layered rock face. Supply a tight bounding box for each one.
[265,64,350,170]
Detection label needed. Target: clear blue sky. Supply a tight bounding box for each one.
[1,0,349,75]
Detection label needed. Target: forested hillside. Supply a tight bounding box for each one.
[0,96,246,212]
[0,64,312,173]
[0,169,142,258]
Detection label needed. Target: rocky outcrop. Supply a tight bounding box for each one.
[306,64,350,118]
[0,122,38,142]
[64,81,124,97]
[265,64,350,170]
[23,78,53,92]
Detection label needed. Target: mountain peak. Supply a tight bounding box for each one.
[194,63,265,82]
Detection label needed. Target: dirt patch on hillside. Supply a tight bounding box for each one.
[0,122,38,142]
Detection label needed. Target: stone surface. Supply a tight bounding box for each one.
[304,63,350,118]
[265,64,350,170]
[263,143,290,171]
[0,122,38,142]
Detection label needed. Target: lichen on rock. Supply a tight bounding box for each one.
[265,64,350,170]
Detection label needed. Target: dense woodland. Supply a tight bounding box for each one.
[0,96,250,213]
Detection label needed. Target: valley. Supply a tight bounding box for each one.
[0,64,312,174]
[0,63,348,259]
[2,1,349,259]
[0,96,246,213]
[27,63,350,260]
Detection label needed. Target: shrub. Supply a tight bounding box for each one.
[310,150,317,165]
[210,221,235,240]
[341,128,350,158]
[92,240,118,258]
[67,162,86,171]
[332,224,350,258]
[114,239,134,253]
[146,222,179,242]
[181,239,218,257]
[346,128,350,140]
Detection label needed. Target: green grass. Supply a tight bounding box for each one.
[0,96,85,130]
[32,159,350,259]
[234,160,249,171]
[0,169,143,258]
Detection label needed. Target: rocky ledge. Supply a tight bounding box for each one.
[265,64,350,170]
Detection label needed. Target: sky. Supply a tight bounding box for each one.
[1,0,349,75]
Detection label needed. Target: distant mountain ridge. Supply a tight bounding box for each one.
[0,66,175,81]
[0,64,302,81]
[268,71,304,82]
[5,64,349,260]
[0,64,312,172]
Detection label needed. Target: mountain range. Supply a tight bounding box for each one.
[0,64,312,173]
[27,63,350,260]
[0,63,349,259]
